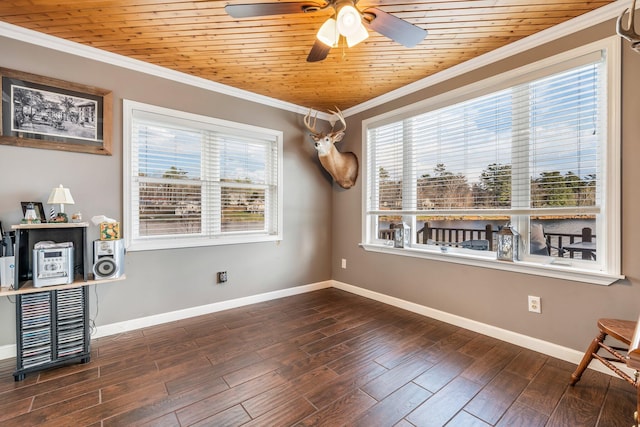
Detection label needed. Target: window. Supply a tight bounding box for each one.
[363,38,621,285]
[123,100,283,251]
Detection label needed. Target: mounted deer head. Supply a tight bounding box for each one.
[304,108,359,189]
[617,0,640,53]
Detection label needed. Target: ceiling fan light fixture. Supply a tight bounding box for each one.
[346,21,369,47]
[317,18,338,47]
[336,4,362,37]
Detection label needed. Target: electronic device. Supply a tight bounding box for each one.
[0,256,15,289]
[93,239,125,280]
[32,241,74,288]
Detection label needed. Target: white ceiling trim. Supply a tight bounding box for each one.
[0,1,631,120]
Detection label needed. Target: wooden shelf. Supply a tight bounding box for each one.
[0,275,125,297]
[12,222,89,230]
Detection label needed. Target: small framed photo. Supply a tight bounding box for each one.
[20,202,47,223]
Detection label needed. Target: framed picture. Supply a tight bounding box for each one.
[20,202,47,223]
[0,67,112,155]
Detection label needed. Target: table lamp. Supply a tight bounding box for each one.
[47,184,75,222]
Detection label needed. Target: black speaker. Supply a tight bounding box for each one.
[93,239,125,280]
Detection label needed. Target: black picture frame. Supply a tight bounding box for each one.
[20,202,47,223]
[0,67,112,155]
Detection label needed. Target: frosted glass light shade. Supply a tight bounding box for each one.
[317,18,338,47]
[346,22,368,47]
[336,5,361,37]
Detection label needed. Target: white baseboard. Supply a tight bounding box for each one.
[0,345,14,361]
[331,280,633,379]
[0,278,629,379]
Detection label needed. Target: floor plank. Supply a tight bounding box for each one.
[354,382,432,427]
[406,376,484,427]
[0,288,635,426]
[464,370,530,424]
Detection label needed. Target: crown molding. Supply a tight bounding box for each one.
[343,0,630,117]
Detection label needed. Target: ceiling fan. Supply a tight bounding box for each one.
[225,0,428,62]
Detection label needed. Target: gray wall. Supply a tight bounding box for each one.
[0,36,332,346]
[332,19,640,352]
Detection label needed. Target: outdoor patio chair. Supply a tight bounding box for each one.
[529,223,564,256]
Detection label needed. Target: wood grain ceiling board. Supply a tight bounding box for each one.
[0,1,615,111]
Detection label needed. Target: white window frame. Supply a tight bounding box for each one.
[123,100,283,251]
[361,36,622,286]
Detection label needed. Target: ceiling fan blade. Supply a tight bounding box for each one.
[307,40,331,62]
[362,7,428,48]
[225,2,324,18]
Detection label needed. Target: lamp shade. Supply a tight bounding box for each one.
[317,18,338,47]
[48,185,75,207]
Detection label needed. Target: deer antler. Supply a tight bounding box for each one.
[328,107,346,134]
[303,109,322,138]
[617,0,640,50]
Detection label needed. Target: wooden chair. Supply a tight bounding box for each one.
[570,318,640,426]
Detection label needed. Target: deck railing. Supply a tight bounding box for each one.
[416,223,496,251]
[406,223,596,259]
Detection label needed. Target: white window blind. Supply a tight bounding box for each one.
[368,62,602,217]
[124,101,282,251]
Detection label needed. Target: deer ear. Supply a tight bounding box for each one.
[333,132,345,143]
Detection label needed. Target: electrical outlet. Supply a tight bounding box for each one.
[528,295,541,313]
[341,258,347,269]
[217,271,228,283]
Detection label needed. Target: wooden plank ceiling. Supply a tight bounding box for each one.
[0,0,615,112]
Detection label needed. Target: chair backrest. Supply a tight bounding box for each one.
[628,314,640,370]
[530,223,549,255]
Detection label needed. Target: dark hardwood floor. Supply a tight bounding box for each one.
[0,288,635,426]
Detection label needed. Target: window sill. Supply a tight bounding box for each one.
[127,234,282,252]
[360,243,623,286]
